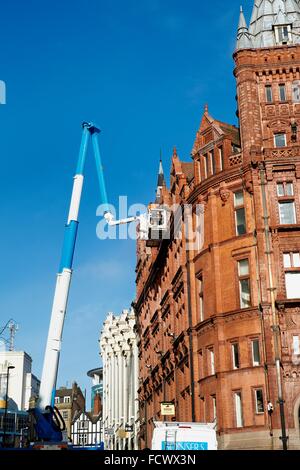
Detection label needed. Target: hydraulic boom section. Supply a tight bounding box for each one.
[39,122,107,410]
[38,122,168,413]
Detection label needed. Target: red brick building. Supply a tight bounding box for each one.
[135,1,300,450]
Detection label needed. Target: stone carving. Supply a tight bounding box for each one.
[219,184,231,205]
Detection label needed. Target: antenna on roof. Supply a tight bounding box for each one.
[0,319,18,351]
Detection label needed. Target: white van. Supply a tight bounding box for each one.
[151,422,218,451]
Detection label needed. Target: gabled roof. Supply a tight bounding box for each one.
[72,409,102,425]
[192,106,240,155]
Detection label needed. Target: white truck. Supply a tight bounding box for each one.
[151,422,218,451]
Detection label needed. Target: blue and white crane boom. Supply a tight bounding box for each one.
[39,122,106,409]
[38,121,168,417]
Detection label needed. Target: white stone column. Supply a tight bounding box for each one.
[109,351,113,449]
[123,351,129,449]
[128,350,133,451]
[133,338,139,450]
[114,350,119,449]
[118,348,123,450]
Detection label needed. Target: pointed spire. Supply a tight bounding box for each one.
[157,157,165,188]
[238,5,247,30]
[155,153,165,203]
[236,5,253,50]
[173,146,178,159]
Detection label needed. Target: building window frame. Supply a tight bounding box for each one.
[231,342,240,370]
[274,132,287,148]
[293,335,300,356]
[277,182,296,225]
[208,347,215,375]
[293,80,300,103]
[197,275,204,322]
[234,190,247,236]
[251,339,261,367]
[233,390,244,428]
[265,85,273,103]
[237,258,252,309]
[63,396,71,404]
[203,154,208,179]
[254,388,265,414]
[210,149,216,175]
[283,251,300,299]
[279,84,287,102]
[275,25,291,45]
[211,395,217,424]
[218,145,224,172]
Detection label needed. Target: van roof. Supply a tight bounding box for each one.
[153,421,215,430]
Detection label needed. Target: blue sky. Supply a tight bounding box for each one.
[0,0,253,407]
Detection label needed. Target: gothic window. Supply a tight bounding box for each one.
[292,80,300,103]
[283,252,300,299]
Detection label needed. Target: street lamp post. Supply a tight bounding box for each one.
[2,365,15,447]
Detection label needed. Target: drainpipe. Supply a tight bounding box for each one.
[185,205,196,422]
[250,173,274,439]
[259,165,288,451]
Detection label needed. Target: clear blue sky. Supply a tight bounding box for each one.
[0,0,252,407]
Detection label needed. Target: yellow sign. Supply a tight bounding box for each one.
[118,429,131,439]
[161,402,175,416]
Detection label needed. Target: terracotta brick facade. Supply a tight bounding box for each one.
[135,40,300,451]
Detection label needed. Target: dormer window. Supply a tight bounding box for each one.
[275,25,291,45]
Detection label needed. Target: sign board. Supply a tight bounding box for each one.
[105,427,114,436]
[118,429,129,439]
[161,402,175,416]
